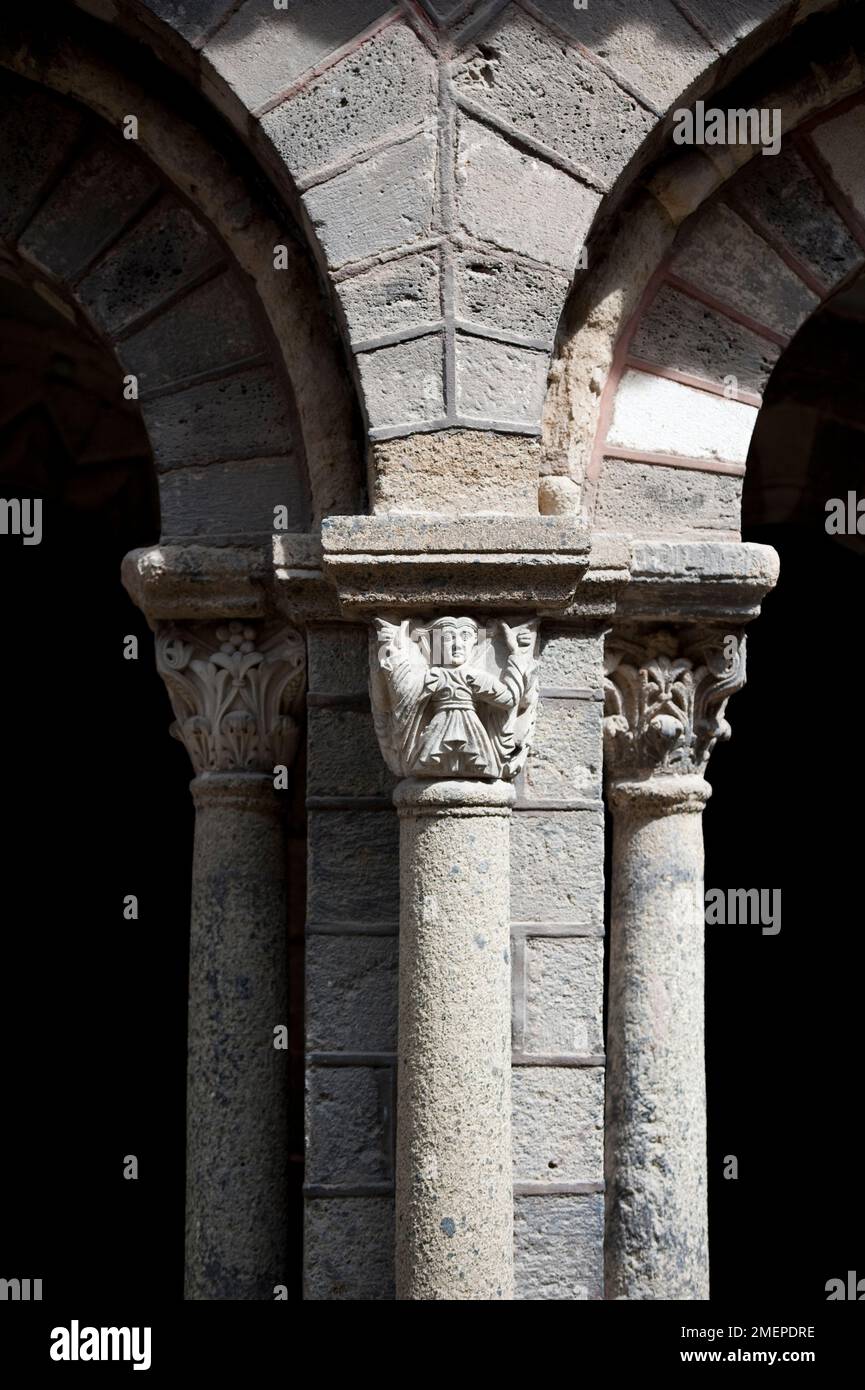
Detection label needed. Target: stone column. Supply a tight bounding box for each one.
[602,627,746,1301]
[370,614,540,1300]
[156,620,305,1300]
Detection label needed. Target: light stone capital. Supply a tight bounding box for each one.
[156,620,305,776]
[603,626,746,784]
[370,614,540,782]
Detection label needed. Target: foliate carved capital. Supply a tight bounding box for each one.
[156,620,305,775]
[370,614,540,781]
[603,627,746,780]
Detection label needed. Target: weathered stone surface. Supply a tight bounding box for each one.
[595,458,743,534]
[515,1193,604,1300]
[261,22,436,180]
[338,252,441,345]
[454,251,568,343]
[357,333,445,430]
[456,115,599,273]
[0,85,84,241]
[307,706,395,798]
[307,809,399,926]
[728,147,862,290]
[671,202,819,337]
[539,629,604,690]
[455,335,549,427]
[682,0,785,50]
[303,130,437,269]
[158,456,307,539]
[204,0,392,112]
[523,937,604,1056]
[117,272,263,392]
[607,370,759,462]
[18,137,159,281]
[306,935,397,1054]
[453,10,655,188]
[811,103,865,222]
[521,697,602,802]
[139,0,237,46]
[527,0,716,111]
[306,1065,393,1186]
[141,369,293,469]
[511,809,604,927]
[371,429,541,514]
[630,285,780,395]
[307,623,369,694]
[77,200,222,335]
[512,1066,604,1182]
[304,1197,394,1300]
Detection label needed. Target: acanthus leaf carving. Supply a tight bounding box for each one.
[603,627,746,779]
[156,621,305,775]
[370,614,539,781]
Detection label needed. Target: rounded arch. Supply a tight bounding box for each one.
[0,12,362,533]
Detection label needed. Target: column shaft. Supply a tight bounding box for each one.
[395,777,515,1301]
[605,774,710,1300]
[185,772,288,1300]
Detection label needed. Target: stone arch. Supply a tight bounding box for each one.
[544,0,865,527]
[0,16,361,537]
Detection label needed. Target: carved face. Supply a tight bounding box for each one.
[432,622,477,668]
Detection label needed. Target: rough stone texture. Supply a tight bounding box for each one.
[523,937,604,1056]
[356,332,445,430]
[307,809,399,927]
[728,146,862,290]
[512,1067,604,1182]
[203,0,393,113]
[338,252,442,346]
[185,774,289,1300]
[629,286,780,395]
[605,776,711,1299]
[261,22,436,181]
[395,778,515,1300]
[304,1197,395,1300]
[370,429,542,514]
[455,335,550,427]
[307,623,369,695]
[18,135,160,281]
[116,272,264,392]
[539,629,604,690]
[307,706,395,798]
[158,456,307,539]
[456,115,600,273]
[607,370,759,463]
[76,199,223,335]
[454,250,569,344]
[810,102,865,221]
[524,0,716,112]
[511,809,604,928]
[303,130,438,270]
[305,1065,393,1186]
[0,82,84,241]
[140,369,293,470]
[682,0,787,50]
[139,0,238,47]
[306,935,398,1054]
[453,10,655,189]
[515,1193,604,1300]
[520,697,602,802]
[594,458,743,535]
[671,202,820,338]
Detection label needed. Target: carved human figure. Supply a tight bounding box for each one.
[371,615,538,780]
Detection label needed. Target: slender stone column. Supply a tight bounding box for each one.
[370,614,540,1300]
[157,620,305,1300]
[603,627,746,1301]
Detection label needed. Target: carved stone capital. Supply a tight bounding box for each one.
[156,620,305,775]
[603,626,746,782]
[370,614,539,781]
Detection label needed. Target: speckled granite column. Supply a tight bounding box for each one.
[394,778,515,1300]
[156,621,305,1300]
[603,628,746,1301]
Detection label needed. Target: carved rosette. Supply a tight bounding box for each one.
[603,627,746,781]
[156,621,305,775]
[370,614,539,781]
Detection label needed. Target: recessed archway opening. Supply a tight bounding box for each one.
[703,271,865,1299]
